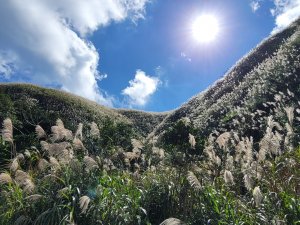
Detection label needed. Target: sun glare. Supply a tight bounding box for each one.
[192,15,219,43]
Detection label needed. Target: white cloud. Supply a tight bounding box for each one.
[250,1,261,12]
[180,52,192,62]
[0,0,149,106]
[271,0,300,34]
[0,51,18,79]
[122,70,160,107]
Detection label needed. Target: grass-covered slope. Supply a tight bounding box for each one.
[0,83,168,138]
[117,109,169,137]
[151,18,300,139]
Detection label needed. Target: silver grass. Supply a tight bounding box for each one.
[134,162,140,171]
[40,141,49,152]
[188,134,196,149]
[75,123,83,140]
[274,94,282,102]
[15,170,31,185]
[10,158,19,173]
[216,132,231,149]
[103,158,115,171]
[23,179,35,193]
[96,156,102,167]
[284,106,294,125]
[35,125,46,139]
[224,170,234,185]
[253,186,263,207]
[243,174,253,191]
[225,155,234,171]
[42,141,71,157]
[51,125,73,142]
[24,150,31,159]
[25,194,43,202]
[58,149,74,165]
[251,161,263,180]
[90,122,100,138]
[49,157,61,171]
[16,153,25,163]
[204,145,221,166]
[243,137,254,164]
[285,123,294,151]
[191,164,202,174]
[64,129,73,141]
[124,151,140,161]
[235,141,243,163]
[159,218,186,225]
[259,126,281,161]
[151,147,165,160]
[267,116,282,131]
[180,117,191,126]
[57,187,69,198]
[216,156,221,166]
[83,156,99,171]
[73,138,86,152]
[2,118,13,143]
[56,119,64,128]
[79,195,91,214]
[15,170,35,193]
[51,125,64,142]
[158,148,165,159]
[187,171,202,190]
[233,132,240,142]
[131,138,144,150]
[0,173,13,184]
[287,88,295,97]
[37,159,50,172]
[133,146,141,157]
[124,158,130,167]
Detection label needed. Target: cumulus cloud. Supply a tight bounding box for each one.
[0,0,149,106]
[250,1,261,12]
[271,0,300,34]
[0,51,18,79]
[122,70,160,107]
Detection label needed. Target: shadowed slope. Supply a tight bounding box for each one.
[0,83,169,137]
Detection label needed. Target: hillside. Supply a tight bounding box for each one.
[0,83,168,138]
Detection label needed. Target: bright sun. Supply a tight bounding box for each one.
[192,15,219,43]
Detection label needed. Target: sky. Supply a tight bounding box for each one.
[0,0,300,112]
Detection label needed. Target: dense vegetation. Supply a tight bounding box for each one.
[1,16,300,225]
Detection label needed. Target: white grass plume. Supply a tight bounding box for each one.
[2,118,13,143]
[79,195,91,214]
[187,171,202,190]
[35,125,46,139]
[188,134,196,149]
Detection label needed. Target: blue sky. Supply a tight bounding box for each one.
[0,0,300,112]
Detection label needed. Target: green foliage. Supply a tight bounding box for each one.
[279,192,300,224]
[100,118,135,151]
[161,120,205,157]
[0,137,12,170]
[0,93,16,122]
[78,172,146,225]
